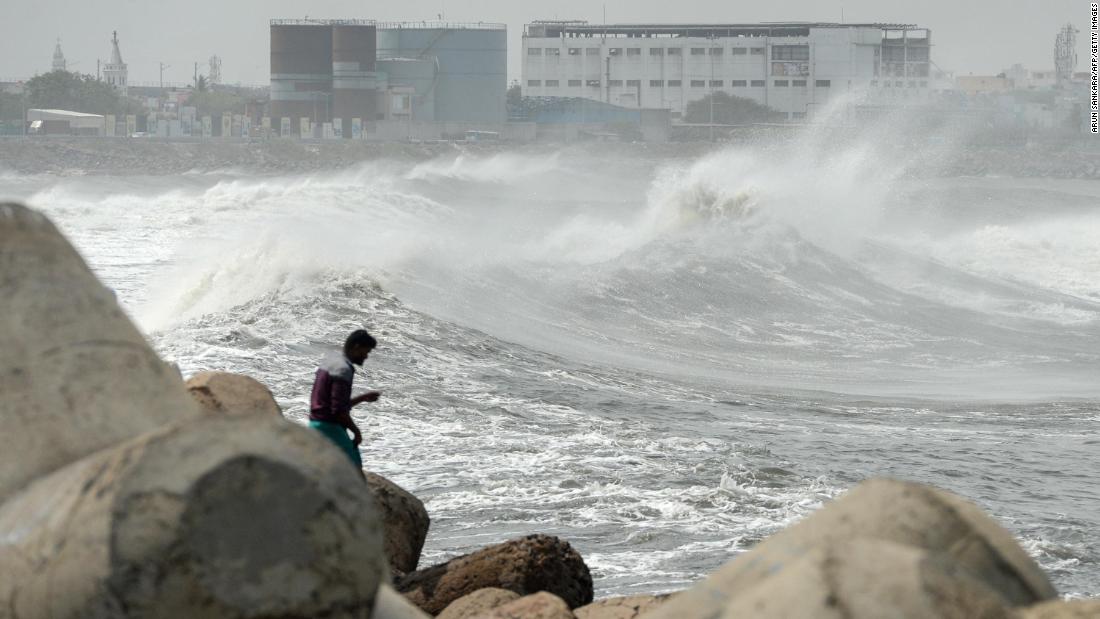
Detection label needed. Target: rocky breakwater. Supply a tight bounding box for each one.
[410,478,1090,618]
[3,203,1093,618]
[0,203,390,618]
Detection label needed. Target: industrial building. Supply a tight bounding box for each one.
[26,109,105,136]
[270,19,506,137]
[270,19,381,138]
[377,22,507,123]
[521,21,933,120]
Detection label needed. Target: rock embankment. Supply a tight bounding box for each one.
[2,137,1098,179]
[366,471,431,579]
[0,201,1093,617]
[397,534,594,615]
[0,202,387,618]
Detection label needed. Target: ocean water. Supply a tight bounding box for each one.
[3,140,1099,598]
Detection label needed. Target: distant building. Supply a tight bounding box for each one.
[270,19,382,138]
[521,21,934,120]
[955,75,1012,95]
[27,109,106,136]
[269,19,507,137]
[52,39,66,72]
[103,31,128,96]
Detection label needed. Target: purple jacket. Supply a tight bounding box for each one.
[309,352,355,425]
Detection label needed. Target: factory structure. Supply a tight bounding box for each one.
[521,21,933,120]
[270,19,507,138]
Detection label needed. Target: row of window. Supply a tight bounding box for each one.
[871,80,929,88]
[528,46,773,57]
[526,79,833,88]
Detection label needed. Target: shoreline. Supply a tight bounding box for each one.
[2,136,1099,179]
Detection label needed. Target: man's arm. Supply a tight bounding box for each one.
[351,391,381,405]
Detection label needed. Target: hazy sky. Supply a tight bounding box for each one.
[1,0,1094,85]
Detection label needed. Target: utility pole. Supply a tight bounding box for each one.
[605,56,611,104]
[709,35,715,142]
[194,62,198,86]
[159,62,170,89]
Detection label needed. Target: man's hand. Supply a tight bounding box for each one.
[352,391,381,405]
[352,428,363,446]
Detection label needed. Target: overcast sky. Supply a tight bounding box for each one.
[1,0,1094,85]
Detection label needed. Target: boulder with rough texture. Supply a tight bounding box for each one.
[437,588,522,619]
[365,471,430,577]
[644,478,1057,619]
[1019,600,1100,618]
[397,534,593,615]
[0,415,387,619]
[709,538,1013,618]
[0,203,198,500]
[574,595,671,619]
[185,371,282,417]
[372,584,432,619]
[482,592,576,619]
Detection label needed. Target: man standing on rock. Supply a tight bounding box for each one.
[309,329,381,471]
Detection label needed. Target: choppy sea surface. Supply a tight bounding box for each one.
[4,142,1099,598]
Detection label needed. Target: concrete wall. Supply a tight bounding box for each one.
[367,120,534,142]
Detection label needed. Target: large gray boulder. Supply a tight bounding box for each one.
[0,203,199,500]
[1019,600,1100,618]
[397,534,593,615]
[699,538,1012,618]
[645,478,1056,619]
[481,592,576,619]
[186,371,283,417]
[372,584,432,619]
[365,471,430,577]
[437,588,522,619]
[574,595,672,619]
[0,415,387,619]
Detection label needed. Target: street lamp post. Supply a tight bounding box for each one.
[709,35,716,142]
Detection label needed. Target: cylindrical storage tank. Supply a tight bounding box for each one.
[377,24,507,124]
[332,24,379,138]
[270,23,333,127]
[376,58,437,121]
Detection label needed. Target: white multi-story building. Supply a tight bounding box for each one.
[522,21,933,119]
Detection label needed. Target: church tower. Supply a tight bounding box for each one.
[103,31,128,96]
[52,38,67,72]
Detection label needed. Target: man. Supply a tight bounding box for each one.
[309,329,381,470]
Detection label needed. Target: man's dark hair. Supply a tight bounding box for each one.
[344,329,377,353]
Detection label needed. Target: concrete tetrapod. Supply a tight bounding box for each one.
[0,203,199,500]
[0,415,387,619]
[643,478,1057,619]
